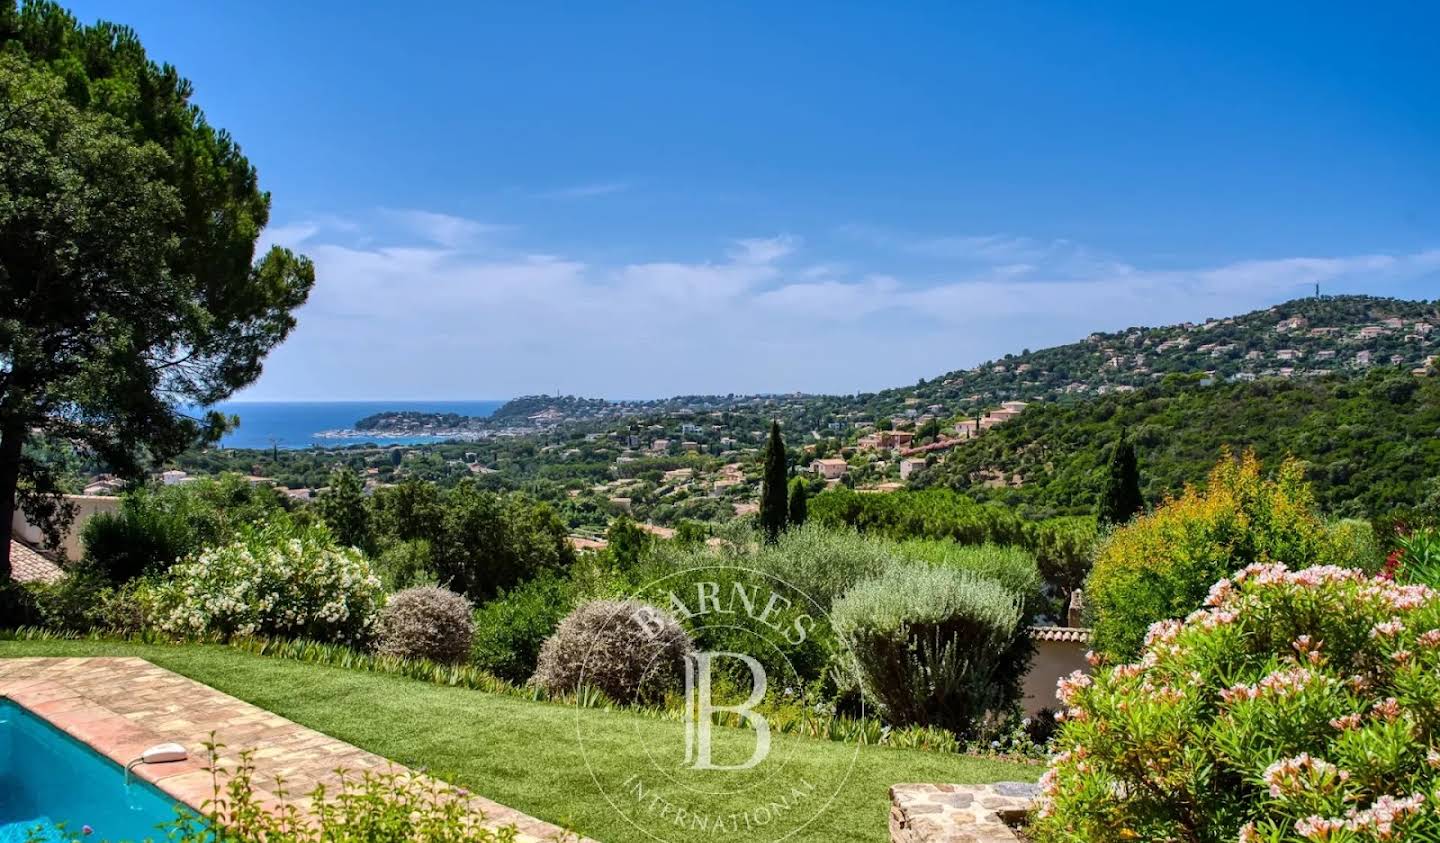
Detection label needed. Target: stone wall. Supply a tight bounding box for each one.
[890,782,1039,842]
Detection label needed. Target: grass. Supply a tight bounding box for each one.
[0,639,1037,842]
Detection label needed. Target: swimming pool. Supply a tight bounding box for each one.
[0,699,188,842]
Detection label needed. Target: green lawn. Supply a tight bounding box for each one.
[0,640,1036,842]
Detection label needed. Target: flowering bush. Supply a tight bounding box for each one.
[376,586,473,664]
[1086,450,1359,658]
[1032,562,1440,842]
[153,523,383,645]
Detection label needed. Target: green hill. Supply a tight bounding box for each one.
[921,368,1440,522]
[845,295,1437,421]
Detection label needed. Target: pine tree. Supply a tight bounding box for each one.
[787,478,808,527]
[759,421,789,542]
[1098,430,1144,526]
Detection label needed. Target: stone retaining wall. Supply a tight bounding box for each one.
[890,782,1039,842]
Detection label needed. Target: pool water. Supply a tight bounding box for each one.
[0,700,188,842]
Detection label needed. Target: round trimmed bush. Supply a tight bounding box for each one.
[376,586,474,664]
[529,599,692,704]
[1032,563,1440,842]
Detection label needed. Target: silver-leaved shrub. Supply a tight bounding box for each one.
[530,599,692,704]
[1032,563,1440,842]
[153,523,382,645]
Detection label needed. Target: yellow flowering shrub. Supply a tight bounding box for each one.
[1087,449,1356,658]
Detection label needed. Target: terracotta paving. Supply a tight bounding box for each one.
[0,657,587,842]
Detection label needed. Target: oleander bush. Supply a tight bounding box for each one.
[1087,449,1358,658]
[152,522,383,645]
[376,586,473,665]
[530,599,692,704]
[1394,526,1440,587]
[1032,563,1440,843]
[831,563,1030,738]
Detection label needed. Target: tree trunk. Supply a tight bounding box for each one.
[0,419,23,583]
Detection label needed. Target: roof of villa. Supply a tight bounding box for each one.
[9,540,63,584]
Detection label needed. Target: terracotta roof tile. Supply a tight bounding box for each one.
[9,540,64,584]
[1028,626,1093,643]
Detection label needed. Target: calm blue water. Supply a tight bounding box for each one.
[0,700,188,842]
[209,400,505,450]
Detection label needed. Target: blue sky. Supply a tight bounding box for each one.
[74,1,1440,400]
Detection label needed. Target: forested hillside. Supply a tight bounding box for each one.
[846,295,1437,420]
[922,369,1440,521]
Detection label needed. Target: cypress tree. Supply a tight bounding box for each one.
[1098,430,1144,526]
[787,477,808,528]
[759,421,788,542]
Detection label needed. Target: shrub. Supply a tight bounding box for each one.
[896,540,1044,619]
[1326,517,1383,572]
[0,581,39,629]
[808,487,1098,600]
[153,522,382,645]
[166,746,515,842]
[1032,563,1440,842]
[1086,449,1352,658]
[530,599,692,704]
[431,483,574,601]
[376,586,473,665]
[1393,525,1440,586]
[82,475,293,582]
[831,563,1030,738]
[374,539,435,590]
[23,567,153,635]
[81,495,194,582]
[470,573,573,683]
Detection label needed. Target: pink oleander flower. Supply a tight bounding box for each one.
[1295,815,1346,840]
[1205,578,1234,607]
[1144,618,1183,648]
[1370,618,1405,638]
[1371,697,1402,721]
[1056,669,1093,705]
[1417,628,1440,648]
[1263,753,1348,799]
[1329,713,1362,731]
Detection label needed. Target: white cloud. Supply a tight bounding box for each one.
[241,212,1440,400]
[536,181,630,200]
[257,222,318,254]
[380,209,512,249]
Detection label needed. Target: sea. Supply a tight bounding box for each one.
[207,400,506,450]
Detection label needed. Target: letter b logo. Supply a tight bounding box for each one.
[683,652,770,771]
